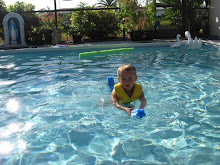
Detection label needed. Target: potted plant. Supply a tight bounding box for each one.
[119,0,156,41]
[63,21,82,44]
[71,26,83,44]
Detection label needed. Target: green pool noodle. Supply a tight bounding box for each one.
[79,48,134,59]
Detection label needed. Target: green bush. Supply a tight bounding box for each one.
[118,0,156,32]
[70,9,120,40]
[31,27,44,45]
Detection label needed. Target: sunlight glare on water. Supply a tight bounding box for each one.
[0,141,13,155]
[0,44,219,164]
[6,99,19,113]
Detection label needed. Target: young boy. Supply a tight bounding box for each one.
[111,64,147,116]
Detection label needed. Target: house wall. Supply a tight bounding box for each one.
[210,0,220,38]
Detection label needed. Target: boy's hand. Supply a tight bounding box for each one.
[125,108,134,116]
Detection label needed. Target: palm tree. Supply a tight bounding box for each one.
[96,0,118,8]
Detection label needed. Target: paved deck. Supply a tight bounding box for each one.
[0,39,220,52]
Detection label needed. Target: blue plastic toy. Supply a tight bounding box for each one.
[131,109,146,119]
[107,76,115,92]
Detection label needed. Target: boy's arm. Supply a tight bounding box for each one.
[139,92,147,109]
[111,89,133,116]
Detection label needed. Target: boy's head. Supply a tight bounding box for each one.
[117,64,136,78]
[117,64,137,90]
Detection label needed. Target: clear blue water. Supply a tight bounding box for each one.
[0,44,219,165]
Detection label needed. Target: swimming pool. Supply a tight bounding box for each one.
[0,43,219,164]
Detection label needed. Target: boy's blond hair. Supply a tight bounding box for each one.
[117,64,136,78]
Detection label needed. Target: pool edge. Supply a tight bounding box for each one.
[0,39,219,54]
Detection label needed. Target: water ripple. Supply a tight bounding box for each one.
[0,45,219,164]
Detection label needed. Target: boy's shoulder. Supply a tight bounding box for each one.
[135,83,142,88]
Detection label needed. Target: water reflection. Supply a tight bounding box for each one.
[0,122,33,138]
[0,63,15,69]
[0,140,27,155]
[0,122,32,155]
[0,141,13,154]
[23,122,34,131]
[0,80,16,86]
[7,123,20,134]
[18,140,27,152]
[6,99,19,113]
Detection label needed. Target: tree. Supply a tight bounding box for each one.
[8,1,35,12]
[96,0,118,8]
[0,0,7,40]
[118,0,156,31]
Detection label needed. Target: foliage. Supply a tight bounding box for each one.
[90,10,120,39]
[38,13,65,44]
[39,13,63,29]
[145,0,156,29]
[118,0,141,31]
[160,1,182,29]
[0,0,7,39]
[64,2,90,37]
[61,14,72,36]
[31,27,44,45]
[159,0,208,33]
[8,1,35,12]
[96,0,118,7]
[70,9,91,36]
[8,1,40,44]
[118,0,156,31]
[159,0,205,10]
[185,0,208,34]
[70,6,120,40]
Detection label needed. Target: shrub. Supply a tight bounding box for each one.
[70,9,120,40]
[118,0,156,32]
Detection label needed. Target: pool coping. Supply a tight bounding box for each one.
[0,39,219,54]
[0,40,172,54]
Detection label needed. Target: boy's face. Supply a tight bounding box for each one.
[118,70,137,91]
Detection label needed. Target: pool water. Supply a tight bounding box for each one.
[0,44,219,164]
